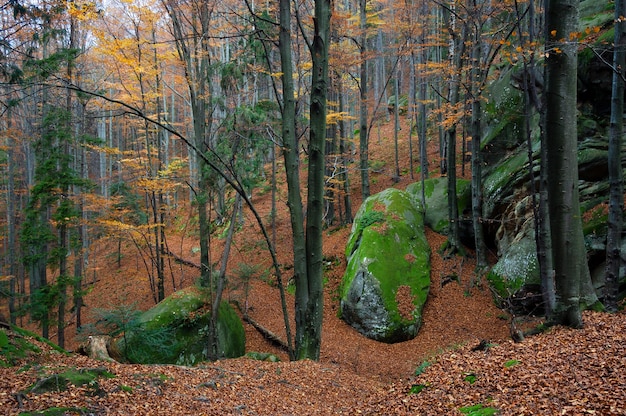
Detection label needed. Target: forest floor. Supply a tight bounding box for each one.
[2,120,626,414]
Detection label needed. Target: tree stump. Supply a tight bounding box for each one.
[80,335,120,362]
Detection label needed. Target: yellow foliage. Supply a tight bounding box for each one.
[158,158,188,178]
[83,144,124,156]
[97,219,138,233]
[67,1,98,21]
[327,111,355,125]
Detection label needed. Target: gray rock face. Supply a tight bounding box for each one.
[482,63,625,311]
[341,269,395,341]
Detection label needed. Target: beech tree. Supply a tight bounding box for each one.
[161,0,216,290]
[277,0,331,360]
[544,0,599,327]
[358,0,371,199]
[604,0,626,312]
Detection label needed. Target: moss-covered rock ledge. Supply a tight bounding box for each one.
[340,188,431,343]
[118,286,245,365]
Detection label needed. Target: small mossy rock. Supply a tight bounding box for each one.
[18,407,95,415]
[28,367,113,395]
[406,177,472,237]
[488,226,541,314]
[489,193,544,314]
[119,287,245,365]
[340,188,430,343]
[245,351,281,362]
[1,326,66,367]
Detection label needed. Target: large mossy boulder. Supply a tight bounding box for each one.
[340,188,430,343]
[118,287,245,365]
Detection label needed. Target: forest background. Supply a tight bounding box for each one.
[0,0,624,374]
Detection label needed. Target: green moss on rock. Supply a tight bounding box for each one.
[488,231,539,302]
[406,177,471,233]
[119,287,245,365]
[341,188,431,343]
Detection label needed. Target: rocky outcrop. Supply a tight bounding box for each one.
[340,188,430,343]
[481,55,626,311]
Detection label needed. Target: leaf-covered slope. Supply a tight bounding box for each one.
[1,311,624,415]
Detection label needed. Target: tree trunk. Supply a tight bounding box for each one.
[469,29,487,270]
[208,194,241,360]
[604,0,625,312]
[163,0,215,289]
[324,87,338,226]
[295,0,331,360]
[80,335,118,362]
[418,67,428,184]
[279,0,304,361]
[445,9,466,253]
[393,75,401,181]
[544,0,598,327]
[6,106,17,324]
[338,84,353,224]
[359,0,370,199]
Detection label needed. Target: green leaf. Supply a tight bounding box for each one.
[504,359,520,368]
[459,403,500,415]
[408,383,428,394]
[463,372,477,384]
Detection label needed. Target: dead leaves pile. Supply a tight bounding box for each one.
[364,310,626,415]
[1,310,625,415]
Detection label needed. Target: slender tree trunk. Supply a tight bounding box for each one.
[338,85,353,224]
[417,0,429,182]
[469,27,487,270]
[445,10,466,253]
[515,0,556,317]
[163,0,215,288]
[6,106,17,324]
[208,194,241,360]
[324,87,338,226]
[359,0,370,199]
[604,0,626,312]
[393,75,401,182]
[279,0,304,360]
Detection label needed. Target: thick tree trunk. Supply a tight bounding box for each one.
[80,336,119,362]
[544,0,598,327]
[296,0,331,361]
